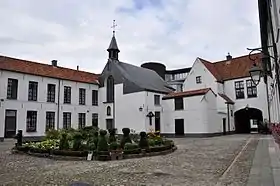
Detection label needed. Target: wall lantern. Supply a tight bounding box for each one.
[139,106,143,112]
[249,63,262,86]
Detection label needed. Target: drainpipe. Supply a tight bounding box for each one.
[57,79,61,129]
[265,77,271,124]
[227,103,230,133]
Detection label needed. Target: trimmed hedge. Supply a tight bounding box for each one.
[51,149,88,157]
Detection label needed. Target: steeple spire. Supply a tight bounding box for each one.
[107,20,120,60]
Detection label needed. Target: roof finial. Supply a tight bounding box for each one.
[111,20,117,36]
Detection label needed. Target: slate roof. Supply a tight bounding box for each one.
[218,93,234,104]
[0,55,99,84]
[107,35,120,52]
[116,60,174,93]
[199,53,262,82]
[162,88,215,100]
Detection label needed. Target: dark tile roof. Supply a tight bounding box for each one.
[199,53,262,82]
[218,93,234,104]
[116,60,174,94]
[0,55,99,84]
[162,88,215,100]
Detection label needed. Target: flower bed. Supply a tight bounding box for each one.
[13,127,176,161]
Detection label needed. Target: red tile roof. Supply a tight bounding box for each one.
[162,88,215,100]
[0,55,99,84]
[218,93,234,104]
[199,53,262,82]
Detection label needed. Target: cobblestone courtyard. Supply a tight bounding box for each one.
[0,135,259,186]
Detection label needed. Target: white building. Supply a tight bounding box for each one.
[0,33,269,141]
[258,0,280,124]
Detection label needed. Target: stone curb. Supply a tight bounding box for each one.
[11,146,177,161]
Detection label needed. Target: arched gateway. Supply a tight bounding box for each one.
[234,107,263,133]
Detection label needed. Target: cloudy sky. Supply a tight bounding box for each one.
[0,0,260,74]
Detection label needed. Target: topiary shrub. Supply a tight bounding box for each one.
[59,132,69,150]
[97,130,108,152]
[86,137,96,151]
[139,131,149,149]
[108,128,117,143]
[120,128,132,148]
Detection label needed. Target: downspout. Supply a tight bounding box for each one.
[57,79,61,129]
[265,78,271,124]
[227,103,230,133]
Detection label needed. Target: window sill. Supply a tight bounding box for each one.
[154,104,161,106]
[6,98,17,100]
[92,104,98,106]
[26,130,37,133]
[235,97,245,100]
[175,109,184,111]
[28,100,38,102]
[103,101,114,104]
[247,96,257,99]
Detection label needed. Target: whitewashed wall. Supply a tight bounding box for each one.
[161,91,219,134]
[183,58,218,92]
[223,77,269,120]
[0,70,99,138]
[99,83,167,133]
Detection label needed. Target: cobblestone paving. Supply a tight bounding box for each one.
[0,135,257,186]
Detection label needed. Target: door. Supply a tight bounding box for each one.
[155,111,161,132]
[175,119,184,136]
[222,118,226,135]
[4,110,17,138]
[106,119,114,130]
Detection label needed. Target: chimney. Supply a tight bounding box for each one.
[77,65,79,71]
[51,60,58,67]
[226,53,232,60]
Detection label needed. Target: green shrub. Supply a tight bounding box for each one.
[59,132,69,150]
[109,141,120,150]
[139,131,149,149]
[108,128,117,143]
[148,139,156,147]
[45,129,60,140]
[163,139,174,147]
[121,128,132,148]
[72,132,83,151]
[124,143,139,150]
[97,130,108,152]
[86,137,96,151]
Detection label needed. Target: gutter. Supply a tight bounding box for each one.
[57,79,61,129]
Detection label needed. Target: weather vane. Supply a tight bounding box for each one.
[111,20,117,35]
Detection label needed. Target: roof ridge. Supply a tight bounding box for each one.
[213,53,261,64]
[0,55,98,76]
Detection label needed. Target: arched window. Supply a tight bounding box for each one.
[107,106,111,116]
[106,75,114,102]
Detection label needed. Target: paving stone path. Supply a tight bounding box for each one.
[0,135,259,186]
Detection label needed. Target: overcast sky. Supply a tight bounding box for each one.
[0,0,260,74]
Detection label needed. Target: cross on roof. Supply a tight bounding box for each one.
[111,20,117,35]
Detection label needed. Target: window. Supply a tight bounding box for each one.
[246,80,257,98]
[28,81,38,101]
[79,88,86,105]
[92,113,98,127]
[47,84,56,102]
[78,113,86,129]
[106,76,114,102]
[107,106,111,116]
[64,86,71,104]
[92,90,98,106]
[196,76,202,84]
[154,95,160,105]
[26,111,37,132]
[235,81,245,99]
[63,112,71,129]
[46,112,55,131]
[7,78,18,99]
[174,97,184,110]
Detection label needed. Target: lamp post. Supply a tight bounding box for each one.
[247,46,277,125]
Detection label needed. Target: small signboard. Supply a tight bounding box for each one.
[87,151,93,161]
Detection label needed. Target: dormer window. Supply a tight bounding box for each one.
[196,76,202,84]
